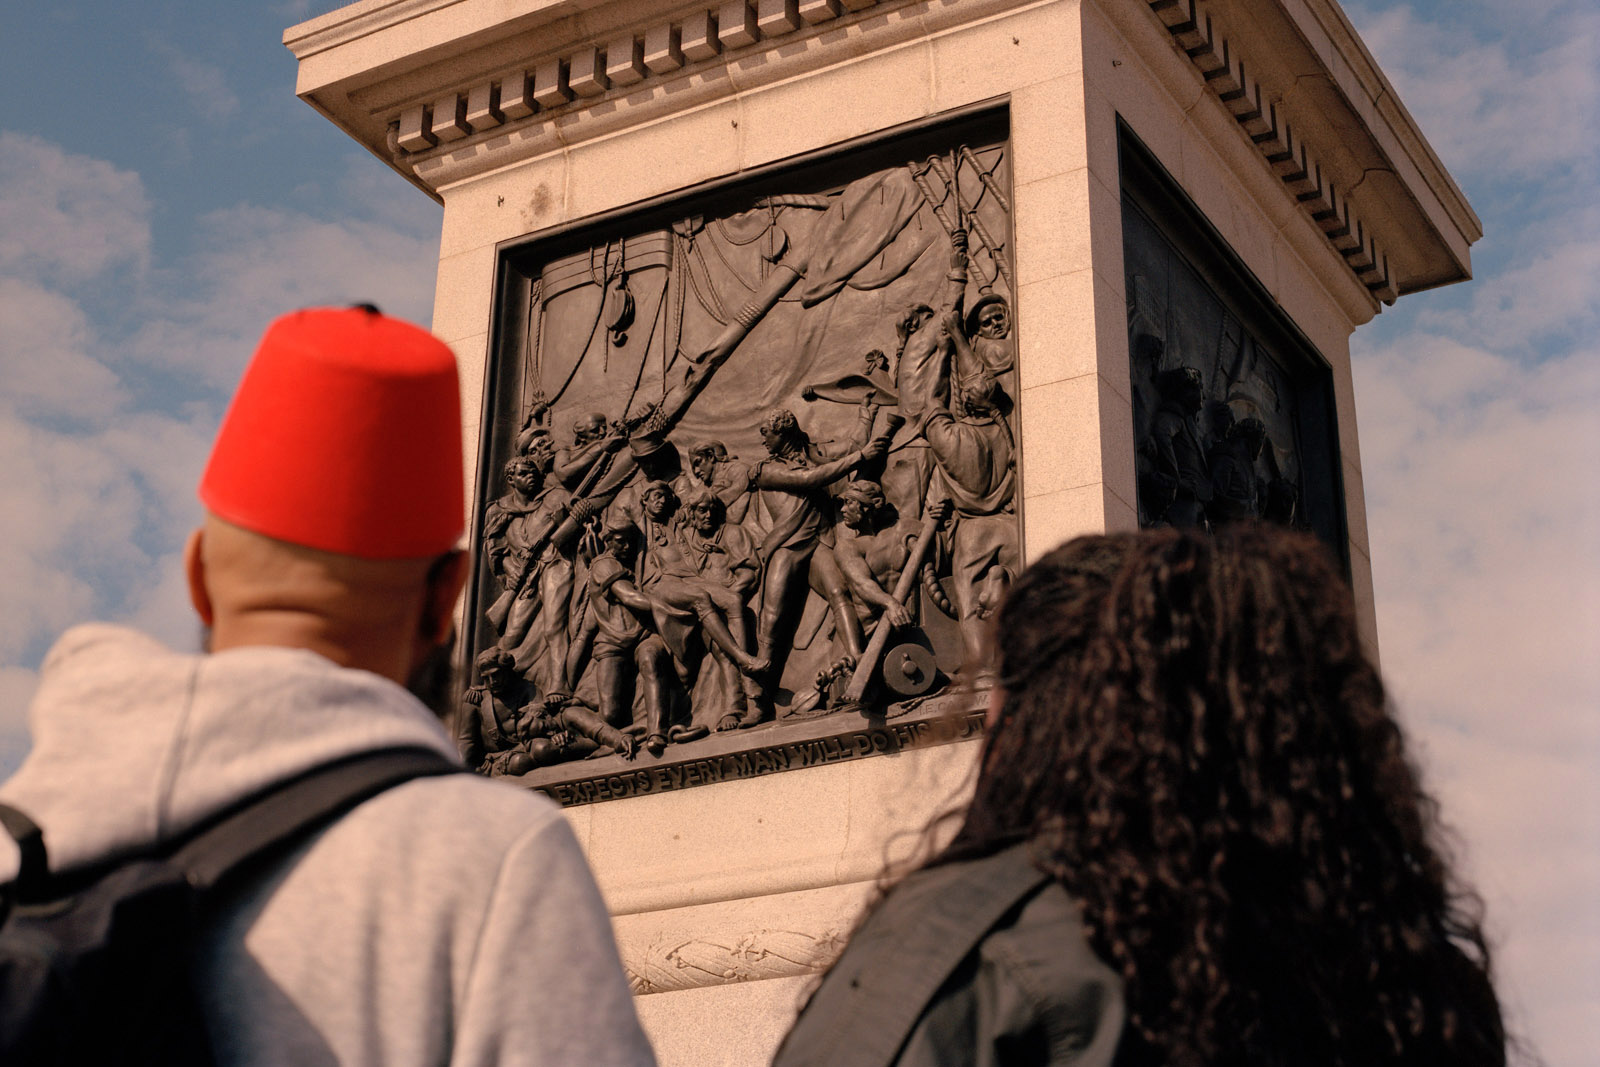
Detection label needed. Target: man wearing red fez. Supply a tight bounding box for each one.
[0,307,655,1065]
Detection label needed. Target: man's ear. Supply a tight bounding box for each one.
[183,527,214,626]
[420,549,469,645]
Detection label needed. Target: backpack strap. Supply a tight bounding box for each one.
[168,747,462,891]
[776,843,1052,1067]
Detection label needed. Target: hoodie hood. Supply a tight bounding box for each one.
[0,623,460,881]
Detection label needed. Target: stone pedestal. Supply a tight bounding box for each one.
[286,0,1477,1060]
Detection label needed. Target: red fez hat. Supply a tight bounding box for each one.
[199,306,464,559]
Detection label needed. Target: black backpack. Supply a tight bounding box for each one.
[0,747,461,1065]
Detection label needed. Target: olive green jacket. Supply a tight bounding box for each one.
[774,844,1125,1067]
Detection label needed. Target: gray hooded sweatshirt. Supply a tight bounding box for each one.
[0,623,655,1067]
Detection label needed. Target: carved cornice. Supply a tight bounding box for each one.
[1144,0,1398,304]
[1296,0,1480,248]
[293,0,1473,298]
[386,0,888,164]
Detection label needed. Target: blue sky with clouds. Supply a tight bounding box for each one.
[2,0,1595,1060]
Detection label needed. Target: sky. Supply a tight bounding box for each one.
[2,0,1595,1061]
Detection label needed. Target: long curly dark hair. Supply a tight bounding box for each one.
[945,525,1505,1067]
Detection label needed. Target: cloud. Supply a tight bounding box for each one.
[1342,0,1600,1029]
[0,381,208,783]
[1330,11,1600,1058]
[1348,4,1599,188]
[0,131,151,283]
[126,550,203,656]
[0,278,125,422]
[1437,209,1600,357]
[1356,332,1600,760]
[276,0,367,21]
[0,133,441,781]
[147,38,241,122]
[1354,328,1600,1064]
[124,205,440,389]
[0,405,203,667]
[1417,722,1600,1061]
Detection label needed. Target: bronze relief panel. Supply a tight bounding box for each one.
[461,112,1015,803]
[1121,132,1346,553]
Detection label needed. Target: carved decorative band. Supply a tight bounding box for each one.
[1144,0,1398,304]
[624,925,849,995]
[389,0,882,160]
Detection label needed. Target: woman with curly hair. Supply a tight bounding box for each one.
[775,525,1505,1067]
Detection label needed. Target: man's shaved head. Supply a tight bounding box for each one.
[186,516,465,693]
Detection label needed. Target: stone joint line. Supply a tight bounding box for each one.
[388,0,883,162]
[1144,0,1398,305]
